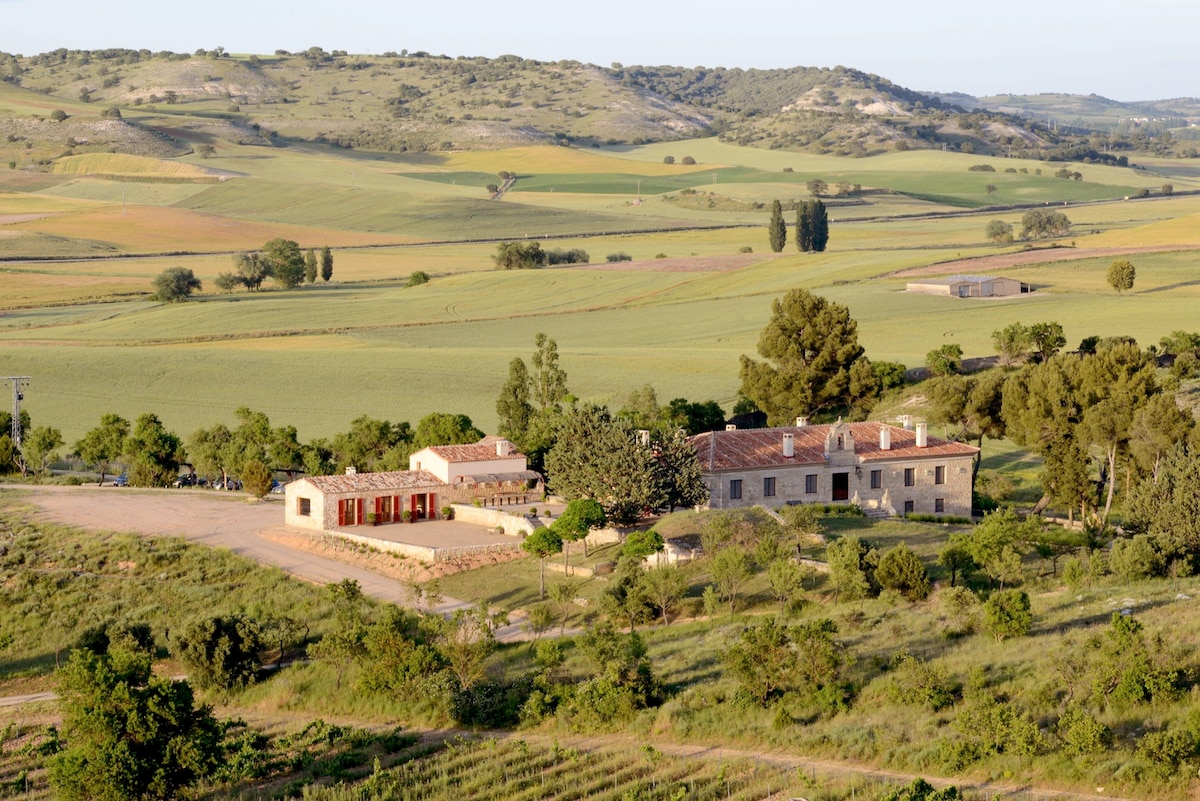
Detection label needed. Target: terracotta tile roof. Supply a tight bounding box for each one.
[690,422,978,472]
[426,442,526,463]
[300,470,447,495]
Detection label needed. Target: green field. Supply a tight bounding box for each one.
[3,117,1200,442]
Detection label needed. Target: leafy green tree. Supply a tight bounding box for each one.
[959,508,1034,588]
[530,332,568,411]
[826,535,878,601]
[982,589,1032,641]
[232,250,270,290]
[925,371,1006,482]
[654,428,710,511]
[991,322,1031,365]
[358,606,442,694]
[261,238,305,288]
[493,240,547,269]
[876,543,931,601]
[407,270,430,286]
[738,288,866,423]
[937,541,976,588]
[1124,445,1200,566]
[186,423,231,487]
[1106,259,1136,294]
[767,558,807,613]
[412,412,484,449]
[545,404,664,525]
[330,415,413,473]
[985,219,1014,243]
[304,247,318,283]
[553,497,606,563]
[642,565,688,625]
[496,357,534,444]
[172,615,262,691]
[1020,208,1071,239]
[151,266,202,302]
[806,178,827,197]
[435,603,505,690]
[523,527,563,599]
[1087,612,1181,708]
[1128,394,1195,482]
[241,458,272,498]
[124,413,184,487]
[710,547,753,613]
[22,425,63,479]
[1056,703,1113,757]
[767,199,786,252]
[664,397,726,435]
[924,343,963,376]
[723,616,801,706]
[48,642,221,801]
[74,413,129,486]
[320,245,333,281]
[621,529,664,561]
[1028,321,1067,361]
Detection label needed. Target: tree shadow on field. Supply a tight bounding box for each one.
[0,650,59,679]
[1033,596,1174,638]
[1138,280,1200,294]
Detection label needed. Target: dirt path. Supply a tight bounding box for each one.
[5,485,533,642]
[889,244,1191,279]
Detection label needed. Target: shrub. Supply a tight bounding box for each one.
[876,544,931,601]
[982,590,1032,641]
[662,155,675,164]
[241,459,272,498]
[172,615,262,691]
[605,252,632,263]
[887,651,956,711]
[1055,703,1112,756]
[440,505,453,519]
[406,270,430,286]
[1109,534,1164,581]
[738,245,753,253]
[681,156,696,165]
[967,164,995,172]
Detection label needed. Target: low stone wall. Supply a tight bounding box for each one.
[328,528,523,563]
[449,504,535,537]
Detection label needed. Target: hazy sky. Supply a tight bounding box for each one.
[2,0,1196,101]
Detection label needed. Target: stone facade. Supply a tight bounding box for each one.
[284,470,450,532]
[690,420,978,518]
[409,436,543,505]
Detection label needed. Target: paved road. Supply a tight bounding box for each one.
[6,485,531,641]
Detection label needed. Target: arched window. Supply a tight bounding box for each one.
[836,434,844,451]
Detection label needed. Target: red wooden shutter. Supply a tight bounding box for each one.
[338,500,346,526]
[429,493,436,519]
[356,498,364,525]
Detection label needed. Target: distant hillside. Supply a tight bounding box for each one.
[0,47,1189,162]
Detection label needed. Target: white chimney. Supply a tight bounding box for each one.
[880,426,891,451]
[899,414,913,430]
[725,424,737,431]
[915,422,928,448]
[637,429,651,447]
[796,416,809,427]
[345,466,357,475]
[496,439,512,457]
[783,433,795,458]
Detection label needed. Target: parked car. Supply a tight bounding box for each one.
[214,477,242,491]
[270,480,286,494]
[173,473,202,488]
[112,473,129,487]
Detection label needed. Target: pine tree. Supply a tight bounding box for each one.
[767,199,786,252]
[320,246,333,281]
[796,202,813,252]
[496,357,534,442]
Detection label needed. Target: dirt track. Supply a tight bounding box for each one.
[889,245,1190,279]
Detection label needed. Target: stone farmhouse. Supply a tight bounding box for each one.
[905,275,1028,298]
[690,420,978,517]
[284,436,544,532]
[284,469,449,532]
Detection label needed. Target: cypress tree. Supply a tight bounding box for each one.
[796,201,813,252]
[810,199,829,252]
[767,199,786,252]
[304,248,318,283]
[319,246,333,281]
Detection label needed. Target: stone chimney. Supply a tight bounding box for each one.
[783,433,795,458]
[795,416,809,427]
[496,439,513,457]
[899,414,913,430]
[880,426,891,451]
[345,466,357,475]
[915,422,928,448]
[726,424,737,431]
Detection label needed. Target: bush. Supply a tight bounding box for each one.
[982,590,1032,641]
[738,245,753,253]
[406,271,430,286]
[172,615,262,691]
[967,164,995,172]
[662,155,675,164]
[681,156,696,165]
[876,544,931,601]
[1109,534,1164,581]
[241,459,272,498]
[605,252,632,263]
[887,652,956,711]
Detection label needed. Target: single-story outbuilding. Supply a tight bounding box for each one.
[284,469,450,532]
[690,419,978,518]
[906,275,1029,298]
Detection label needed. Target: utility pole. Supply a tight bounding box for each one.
[2,375,30,448]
